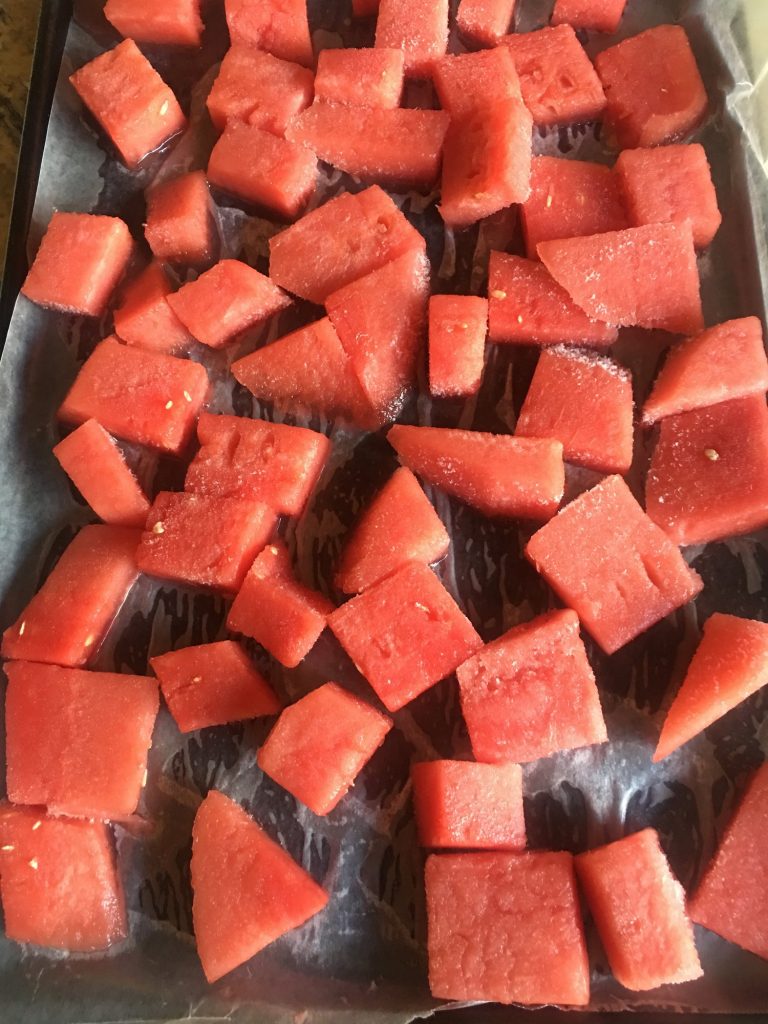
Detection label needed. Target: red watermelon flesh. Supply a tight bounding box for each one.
[526,475,703,654]
[1,524,140,668]
[257,681,392,814]
[433,47,522,118]
[224,0,313,67]
[207,46,313,135]
[151,640,281,733]
[551,0,627,33]
[104,0,203,45]
[314,48,405,109]
[144,171,216,267]
[113,262,192,354]
[576,829,702,991]
[0,805,126,952]
[374,0,448,78]
[328,562,482,712]
[191,790,328,982]
[426,851,590,1005]
[4,661,159,819]
[456,0,518,47]
[429,294,487,398]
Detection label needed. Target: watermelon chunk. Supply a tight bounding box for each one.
[456,0,517,47]
[227,540,334,668]
[487,253,617,347]
[257,681,392,814]
[103,0,203,45]
[69,40,186,167]
[185,412,331,516]
[645,396,768,547]
[412,761,525,850]
[426,851,590,1004]
[207,46,313,135]
[336,467,450,594]
[144,171,217,267]
[328,562,482,712]
[314,48,405,109]
[515,347,633,474]
[537,223,704,335]
[374,0,448,78]
[113,262,192,354]
[138,491,275,592]
[428,294,487,398]
[433,47,522,118]
[1,525,140,668]
[166,260,290,349]
[5,660,159,819]
[457,609,607,764]
[576,829,702,991]
[151,640,280,732]
[551,0,627,33]
[388,424,565,520]
[53,420,150,528]
[268,184,425,304]
[643,318,768,426]
[0,805,126,952]
[59,336,209,456]
[191,791,328,982]
[526,475,703,654]
[595,25,708,149]
[224,0,313,67]
[21,212,132,317]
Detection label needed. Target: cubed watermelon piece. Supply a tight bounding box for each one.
[457,609,607,764]
[257,681,392,814]
[268,185,425,304]
[0,805,126,952]
[329,562,482,712]
[69,40,186,167]
[456,0,517,47]
[643,318,768,426]
[374,0,448,78]
[104,0,203,45]
[144,171,216,267]
[315,48,404,109]
[58,336,209,455]
[501,25,606,127]
[412,761,525,850]
[53,420,150,528]
[551,0,627,33]
[151,640,280,732]
[537,223,704,335]
[433,47,522,119]
[185,412,331,516]
[138,491,275,592]
[576,829,702,991]
[207,46,313,135]
[487,253,617,347]
[325,249,430,421]
[515,347,633,474]
[224,0,313,67]
[227,540,334,668]
[336,467,450,594]
[526,475,703,654]
[616,144,721,249]
[5,661,159,819]
[595,25,708,149]
[645,396,768,547]
[191,791,328,982]
[1,525,140,667]
[521,156,628,259]
[21,212,133,317]
[113,262,192,354]
[388,424,565,520]
[426,851,589,1004]
[429,294,487,398]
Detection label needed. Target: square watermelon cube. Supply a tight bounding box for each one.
[113,262,192,354]
[207,46,314,135]
[144,171,217,267]
[456,0,517,47]
[434,47,522,119]
[551,0,627,33]
[104,0,203,45]
[428,295,487,398]
[224,0,313,67]
[374,0,448,78]
[315,48,405,109]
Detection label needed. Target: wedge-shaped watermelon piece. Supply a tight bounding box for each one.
[646,397,768,547]
[315,48,405,109]
[104,0,203,45]
[257,682,392,814]
[70,40,186,168]
[595,25,708,149]
[329,562,482,712]
[433,47,522,118]
[643,318,768,426]
[207,46,313,135]
[22,212,133,317]
[336,467,450,594]
[412,761,525,850]
[224,0,313,66]
[456,0,517,47]
[429,294,487,398]
[145,171,216,267]
[526,475,703,654]
[426,851,589,1004]
[576,829,702,991]
[457,609,607,763]
[0,805,126,952]
[538,223,704,335]
[551,0,627,33]
[191,791,328,982]
[269,185,425,304]
[5,661,159,819]
[388,424,565,520]
[151,640,280,732]
[59,336,209,455]
[113,262,192,354]
[516,347,633,474]
[487,253,617,347]
[1,525,140,667]
[227,541,334,667]
[374,0,448,78]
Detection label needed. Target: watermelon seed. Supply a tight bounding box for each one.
[415,602,429,612]
[18,621,25,636]
[546,194,553,208]
[152,522,165,534]
[1,845,14,852]
[491,290,507,300]
[269,545,280,555]
[159,100,169,116]
[517,315,524,324]
[28,858,38,870]
[192,675,202,683]
[142,769,148,787]
[165,400,174,410]
[84,635,95,647]
[183,390,192,402]
[461,323,468,329]
[31,820,41,831]
[704,448,720,461]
